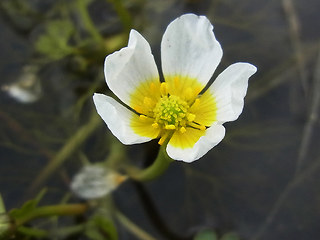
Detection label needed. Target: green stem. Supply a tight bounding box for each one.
[16,224,86,239]
[0,194,10,236]
[29,111,101,192]
[0,194,5,214]
[128,145,173,182]
[14,203,88,226]
[75,0,104,43]
[115,209,156,240]
[107,0,132,34]
[17,226,48,238]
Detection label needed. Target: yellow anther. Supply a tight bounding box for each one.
[178,112,186,118]
[189,122,206,131]
[153,95,191,132]
[160,82,167,96]
[158,132,169,145]
[179,127,186,133]
[192,98,200,108]
[158,137,165,145]
[199,125,206,131]
[152,123,159,128]
[139,115,149,121]
[165,124,176,130]
[187,113,196,122]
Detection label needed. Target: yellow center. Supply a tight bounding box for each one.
[153,95,189,129]
[130,76,217,148]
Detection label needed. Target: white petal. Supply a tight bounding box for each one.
[166,124,225,163]
[93,93,152,144]
[71,165,117,199]
[104,30,159,106]
[209,62,257,122]
[161,13,222,86]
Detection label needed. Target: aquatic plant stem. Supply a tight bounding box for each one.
[29,111,101,192]
[295,46,320,174]
[252,48,320,239]
[251,153,320,240]
[133,182,191,240]
[0,194,5,214]
[17,226,48,238]
[75,0,104,43]
[128,144,173,182]
[114,209,156,240]
[16,223,87,239]
[282,0,307,94]
[0,194,10,236]
[107,0,132,34]
[13,203,88,227]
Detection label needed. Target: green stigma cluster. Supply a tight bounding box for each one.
[153,95,189,129]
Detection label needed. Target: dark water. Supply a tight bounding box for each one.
[1,0,320,239]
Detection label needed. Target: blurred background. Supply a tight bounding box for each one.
[1,0,320,239]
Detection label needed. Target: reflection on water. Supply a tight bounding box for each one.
[1,0,320,239]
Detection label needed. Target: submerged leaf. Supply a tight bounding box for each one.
[220,232,240,240]
[35,20,75,60]
[0,193,10,238]
[194,230,218,240]
[9,189,46,220]
[85,215,118,240]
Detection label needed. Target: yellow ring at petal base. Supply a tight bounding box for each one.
[130,75,217,149]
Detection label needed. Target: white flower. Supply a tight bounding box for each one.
[71,165,127,199]
[2,65,41,103]
[93,14,257,163]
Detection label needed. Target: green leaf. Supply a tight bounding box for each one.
[16,226,48,238]
[194,230,218,240]
[0,193,5,214]
[9,189,46,220]
[220,232,240,240]
[85,215,118,240]
[35,20,75,60]
[0,193,9,239]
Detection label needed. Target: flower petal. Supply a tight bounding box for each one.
[93,93,153,144]
[130,115,161,139]
[104,30,159,107]
[189,90,217,127]
[166,124,225,163]
[161,13,222,88]
[208,62,257,122]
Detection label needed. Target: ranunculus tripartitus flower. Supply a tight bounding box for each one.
[93,14,257,162]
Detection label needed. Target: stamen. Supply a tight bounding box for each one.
[189,122,206,131]
[192,98,200,108]
[179,127,186,133]
[158,132,169,145]
[130,76,216,147]
[187,113,196,122]
[199,125,206,131]
[165,124,176,130]
[160,82,167,96]
[139,115,149,121]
